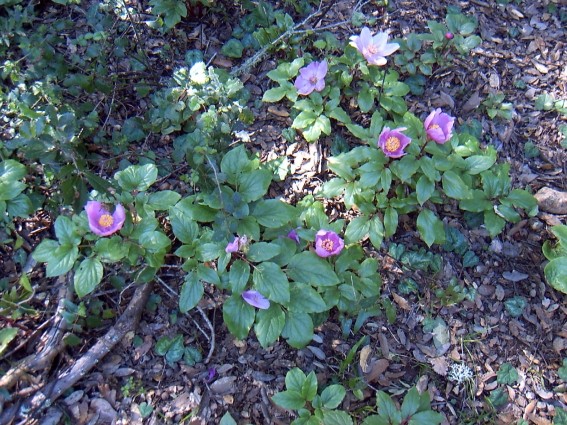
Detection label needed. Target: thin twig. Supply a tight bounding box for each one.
[196,306,215,364]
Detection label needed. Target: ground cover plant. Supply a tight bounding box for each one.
[1,0,566,424]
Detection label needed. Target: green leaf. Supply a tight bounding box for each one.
[94,236,129,262]
[247,242,281,262]
[221,38,244,58]
[293,110,318,129]
[484,210,506,237]
[0,181,26,201]
[220,145,253,180]
[544,257,567,294]
[223,295,255,340]
[504,296,527,318]
[464,154,496,175]
[74,258,104,297]
[115,164,158,192]
[320,384,346,409]
[139,231,171,253]
[255,305,285,347]
[322,411,354,425]
[165,334,185,363]
[272,390,306,410]
[33,239,59,263]
[408,410,444,425]
[487,387,508,408]
[229,260,250,293]
[390,156,420,183]
[219,412,237,425]
[417,209,445,247]
[169,208,199,244]
[384,207,398,238]
[46,245,79,278]
[497,363,519,385]
[302,115,331,142]
[252,199,296,228]
[345,216,370,243]
[0,327,18,356]
[253,262,290,304]
[301,371,318,401]
[285,367,307,392]
[375,391,402,423]
[237,170,272,202]
[147,191,181,210]
[368,216,384,249]
[282,311,313,348]
[416,176,435,206]
[358,87,375,113]
[401,387,421,418]
[179,272,204,313]
[262,85,291,102]
[0,159,26,181]
[287,252,340,286]
[54,215,81,246]
[442,171,472,200]
[505,189,538,212]
[288,282,327,313]
[459,190,493,212]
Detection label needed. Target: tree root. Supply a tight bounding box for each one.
[0,281,154,425]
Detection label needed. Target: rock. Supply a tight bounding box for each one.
[534,187,567,214]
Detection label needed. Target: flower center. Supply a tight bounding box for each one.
[385,136,401,152]
[429,123,440,130]
[322,238,335,252]
[367,43,379,55]
[309,76,318,84]
[98,214,114,228]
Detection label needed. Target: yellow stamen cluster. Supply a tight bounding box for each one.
[98,214,114,228]
[322,239,335,252]
[385,136,401,152]
[429,123,440,129]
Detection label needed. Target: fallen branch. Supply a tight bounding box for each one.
[0,273,72,391]
[0,281,154,425]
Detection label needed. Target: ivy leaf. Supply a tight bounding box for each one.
[497,363,519,385]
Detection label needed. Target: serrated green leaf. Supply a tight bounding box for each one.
[464,154,496,175]
[179,272,204,313]
[252,199,296,228]
[345,216,370,243]
[223,295,255,340]
[301,371,318,401]
[147,191,181,210]
[74,258,103,297]
[282,311,313,348]
[237,169,272,202]
[255,304,285,347]
[247,242,281,262]
[272,390,306,410]
[46,245,79,278]
[417,209,445,247]
[253,262,289,304]
[33,239,59,263]
[287,252,340,286]
[320,384,346,409]
[115,164,158,192]
[229,260,250,293]
[54,215,81,246]
[321,410,353,425]
[442,171,472,200]
[416,175,435,206]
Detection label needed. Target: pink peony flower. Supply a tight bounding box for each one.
[378,127,412,158]
[85,201,126,237]
[424,108,455,144]
[314,229,344,258]
[349,27,399,66]
[242,290,270,309]
[294,60,328,95]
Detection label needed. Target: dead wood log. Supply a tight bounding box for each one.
[0,281,154,425]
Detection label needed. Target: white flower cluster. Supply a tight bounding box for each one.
[448,362,474,384]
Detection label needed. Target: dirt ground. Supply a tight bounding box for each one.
[1,0,566,424]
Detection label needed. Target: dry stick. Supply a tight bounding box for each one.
[231,0,365,77]
[0,281,154,425]
[0,274,72,391]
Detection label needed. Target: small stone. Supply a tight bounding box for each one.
[535,187,567,214]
